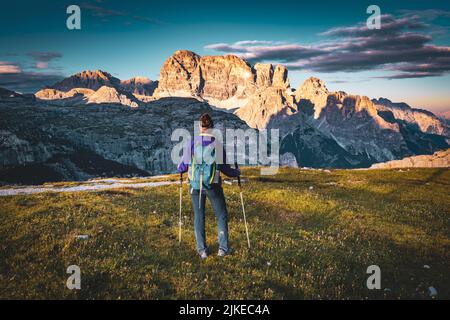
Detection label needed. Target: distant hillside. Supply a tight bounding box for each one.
[0,95,248,185]
[370,148,450,169]
[35,70,157,107]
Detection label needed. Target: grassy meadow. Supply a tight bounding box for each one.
[0,167,449,299]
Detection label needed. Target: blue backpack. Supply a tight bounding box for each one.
[189,141,217,190]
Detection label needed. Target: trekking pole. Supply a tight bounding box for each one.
[235,162,250,249]
[199,170,203,210]
[178,172,183,244]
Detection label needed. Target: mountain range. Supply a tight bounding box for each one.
[1,50,449,184]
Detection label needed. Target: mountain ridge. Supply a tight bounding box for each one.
[1,49,449,183]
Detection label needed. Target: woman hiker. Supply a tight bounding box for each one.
[177,113,241,259]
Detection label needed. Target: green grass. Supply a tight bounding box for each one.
[0,168,449,299]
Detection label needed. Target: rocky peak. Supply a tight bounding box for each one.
[297,77,328,97]
[154,50,201,97]
[253,63,290,89]
[373,97,412,111]
[154,50,295,128]
[296,77,330,118]
[87,86,139,108]
[120,77,157,96]
[50,70,121,92]
[154,50,294,102]
[254,63,273,87]
[273,65,290,89]
[198,54,254,100]
[373,98,450,136]
[173,50,201,63]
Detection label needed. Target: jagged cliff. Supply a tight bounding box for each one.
[154,50,296,129]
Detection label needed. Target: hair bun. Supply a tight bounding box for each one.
[200,113,214,128]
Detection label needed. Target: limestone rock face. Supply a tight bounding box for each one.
[154,50,201,97]
[373,98,450,137]
[36,86,140,107]
[120,77,157,96]
[253,63,289,89]
[236,88,296,129]
[155,50,255,102]
[280,122,373,168]
[254,63,273,87]
[0,130,51,166]
[199,55,255,100]
[51,70,121,91]
[316,92,408,162]
[272,65,290,89]
[230,63,295,129]
[296,77,329,118]
[35,88,94,106]
[290,76,450,164]
[155,51,296,129]
[87,86,139,108]
[36,88,95,100]
[370,149,450,168]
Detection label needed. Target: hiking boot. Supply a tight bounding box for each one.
[199,250,208,260]
[217,248,227,257]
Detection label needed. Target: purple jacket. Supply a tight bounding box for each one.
[177,135,240,180]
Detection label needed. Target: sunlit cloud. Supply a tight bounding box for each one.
[205,14,450,79]
[35,62,49,69]
[0,62,21,74]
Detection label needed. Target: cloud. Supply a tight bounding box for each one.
[26,52,62,70]
[80,3,126,17]
[0,58,63,92]
[234,40,282,46]
[205,14,450,79]
[0,71,64,93]
[205,42,326,62]
[319,14,428,37]
[27,52,63,62]
[0,52,65,92]
[35,62,49,69]
[0,62,21,74]
[132,15,165,25]
[80,2,165,25]
[398,9,450,21]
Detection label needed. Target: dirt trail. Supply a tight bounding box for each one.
[0,178,177,196]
